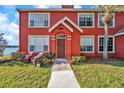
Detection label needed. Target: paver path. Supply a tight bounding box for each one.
[48,58,80,88]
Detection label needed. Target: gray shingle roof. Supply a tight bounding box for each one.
[115,27,124,36]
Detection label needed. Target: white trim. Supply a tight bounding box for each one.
[28,35,49,38]
[115,32,124,36]
[67,36,72,38]
[48,19,73,32]
[67,38,72,40]
[51,38,55,40]
[49,20,62,32]
[61,21,73,32]
[62,16,83,33]
[98,13,115,28]
[98,35,115,53]
[50,35,55,38]
[28,12,50,28]
[49,16,83,33]
[80,35,95,53]
[78,13,95,28]
[28,35,50,52]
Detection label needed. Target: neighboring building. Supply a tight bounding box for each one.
[17,5,124,58]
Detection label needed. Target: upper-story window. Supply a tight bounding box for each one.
[78,13,94,28]
[29,13,50,27]
[98,13,115,28]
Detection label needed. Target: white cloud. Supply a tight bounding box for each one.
[14,12,19,19]
[35,5,48,8]
[4,35,13,41]
[74,5,82,8]
[0,12,19,45]
[8,22,19,38]
[35,5,83,9]
[0,12,9,32]
[0,12,8,22]
[35,5,61,8]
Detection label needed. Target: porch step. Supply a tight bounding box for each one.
[55,58,67,64]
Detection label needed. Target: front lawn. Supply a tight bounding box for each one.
[72,60,124,88]
[0,61,52,88]
[0,54,11,60]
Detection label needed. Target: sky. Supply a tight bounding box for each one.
[0,5,95,45]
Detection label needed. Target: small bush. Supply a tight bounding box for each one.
[79,56,86,62]
[11,52,25,60]
[72,56,86,64]
[44,52,55,63]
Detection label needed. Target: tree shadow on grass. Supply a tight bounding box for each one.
[0,60,53,68]
[73,58,124,67]
[86,59,124,67]
[0,60,32,67]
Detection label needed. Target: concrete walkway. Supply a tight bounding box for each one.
[48,58,80,88]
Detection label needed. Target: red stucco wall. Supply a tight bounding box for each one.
[19,10,124,58]
[115,35,124,58]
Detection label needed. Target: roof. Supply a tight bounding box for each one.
[16,8,124,13]
[48,16,83,33]
[115,27,124,36]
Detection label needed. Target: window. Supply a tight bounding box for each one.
[98,13,115,27]
[98,36,114,52]
[29,13,50,27]
[78,13,94,27]
[80,36,94,52]
[29,36,49,52]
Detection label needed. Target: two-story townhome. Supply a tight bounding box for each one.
[17,5,124,58]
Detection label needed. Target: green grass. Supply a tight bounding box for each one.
[0,61,52,88]
[72,61,124,88]
[0,54,11,60]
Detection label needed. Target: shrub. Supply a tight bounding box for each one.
[44,52,56,62]
[79,56,86,62]
[11,52,25,60]
[72,56,86,64]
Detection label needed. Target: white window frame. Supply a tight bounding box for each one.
[28,13,50,28]
[80,36,94,53]
[78,13,95,28]
[28,35,50,52]
[98,35,115,53]
[98,13,115,28]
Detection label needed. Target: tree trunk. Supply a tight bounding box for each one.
[103,24,109,61]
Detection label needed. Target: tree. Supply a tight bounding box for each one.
[102,5,117,61]
[0,33,7,56]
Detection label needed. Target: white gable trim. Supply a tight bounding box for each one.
[63,16,83,33]
[115,32,124,36]
[49,20,62,32]
[48,16,83,33]
[48,19,73,32]
[61,21,73,32]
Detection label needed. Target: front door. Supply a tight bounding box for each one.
[56,34,65,58]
